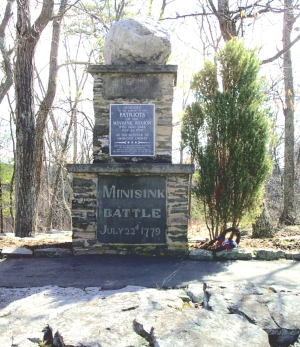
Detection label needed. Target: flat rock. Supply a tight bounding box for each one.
[33,248,72,258]
[134,306,270,347]
[189,249,213,260]
[103,18,171,65]
[1,282,299,346]
[228,292,300,345]
[0,285,270,347]
[215,247,253,260]
[285,251,300,260]
[1,247,33,258]
[255,248,286,260]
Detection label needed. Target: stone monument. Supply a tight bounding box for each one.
[67,18,194,256]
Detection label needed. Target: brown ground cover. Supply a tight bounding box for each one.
[1,227,299,253]
[189,226,300,252]
[0,236,72,251]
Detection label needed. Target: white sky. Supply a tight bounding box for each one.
[0,0,299,163]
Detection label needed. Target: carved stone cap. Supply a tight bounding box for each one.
[88,63,177,77]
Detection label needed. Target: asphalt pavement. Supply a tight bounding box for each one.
[1,254,300,290]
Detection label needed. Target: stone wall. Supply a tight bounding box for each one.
[67,163,193,256]
[89,65,177,163]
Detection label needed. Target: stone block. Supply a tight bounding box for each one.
[73,231,96,240]
[72,239,85,248]
[189,249,214,260]
[215,248,254,260]
[33,248,72,258]
[255,249,286,260]
[1,247,33,258]
[285,252,300,260]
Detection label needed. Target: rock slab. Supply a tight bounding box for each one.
[2,282,300,346]
[103,18,171,65]
[1,247,33,258]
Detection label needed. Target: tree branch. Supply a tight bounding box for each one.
[262,32,300,64]
[34,0,54,35]
[0,0,16,104]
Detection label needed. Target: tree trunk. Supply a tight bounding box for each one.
[0,0,15,104]
[35,0,68,213]
[15,31,37,237]
[207,0,237,41]
[14,0,54,237]
[0,178,3,233]
[280,0,296,225]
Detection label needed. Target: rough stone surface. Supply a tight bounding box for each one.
[1,247,33,258]
[285,251,300,260]
[103,18,171,65]
[255,248,286,260]
[33,248,72,258]
[0,284,276,347]
[189,249,213,260]
[70,170,192,257]
[88,65,177,163]
[215,247,254,260]
[189,281,300,346]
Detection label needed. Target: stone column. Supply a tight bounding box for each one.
[67,18,194,257]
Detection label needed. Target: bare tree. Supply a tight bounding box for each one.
[279,0,298,225]
[0,0,16,104]
[15,0,55,237]
[35,0,69,218]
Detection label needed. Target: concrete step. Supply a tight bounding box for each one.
[1,247,33,258]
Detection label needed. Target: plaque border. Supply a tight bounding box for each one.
[109,103,155,157]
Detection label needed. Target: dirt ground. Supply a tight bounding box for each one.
[1,226,300,252]
[0,236,72,251]
[189,225,300,252]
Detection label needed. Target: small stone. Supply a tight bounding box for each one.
[103,18,171,65]
[185,284,204,304]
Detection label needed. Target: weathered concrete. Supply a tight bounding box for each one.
[1,247,33,258]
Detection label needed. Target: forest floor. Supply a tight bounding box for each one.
[0,226,300,253]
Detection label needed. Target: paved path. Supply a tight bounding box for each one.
[1,255,300,290]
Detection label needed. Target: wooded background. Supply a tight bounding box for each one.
[0,0,299,236]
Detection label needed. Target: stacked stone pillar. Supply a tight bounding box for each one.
[67,19,194,257]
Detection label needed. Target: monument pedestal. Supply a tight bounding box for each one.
[67,64,194,256]
[67,163,194,256]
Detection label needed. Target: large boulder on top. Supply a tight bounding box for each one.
[103,18,171,65]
